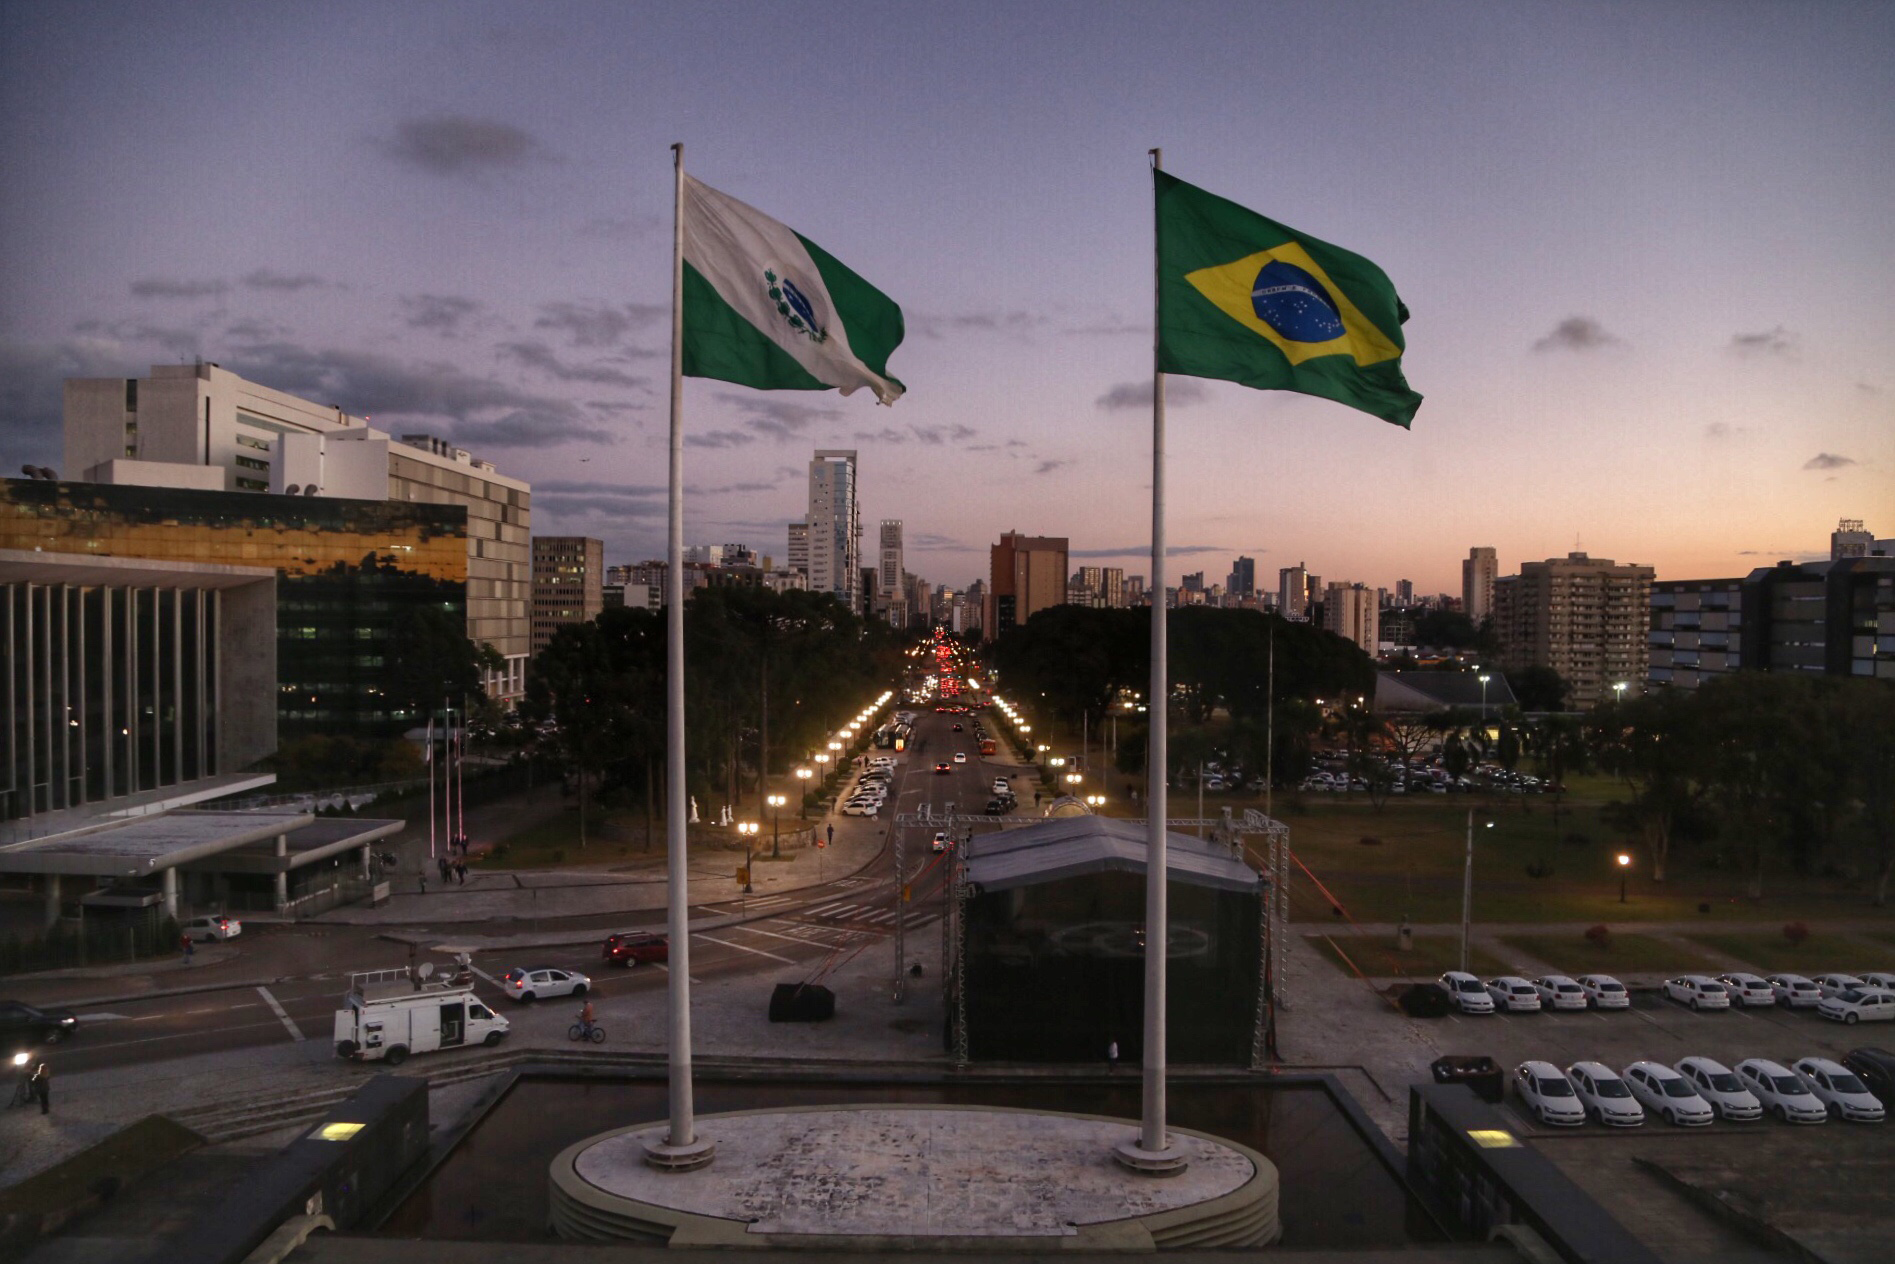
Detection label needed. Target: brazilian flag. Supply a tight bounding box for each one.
[1156,170,1421,428]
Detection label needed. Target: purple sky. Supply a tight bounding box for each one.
[3,1,1890,594]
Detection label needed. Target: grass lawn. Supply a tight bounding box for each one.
[474,807,668,869]
[1688,932,1893,974]
[1306,932,1509,980]
[1499,932,1724,976]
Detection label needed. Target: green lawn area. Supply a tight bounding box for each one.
[1688,932,1891,974]
[1499,932,1723,976]
[473,807,667,869]
[1306,933,1508,980]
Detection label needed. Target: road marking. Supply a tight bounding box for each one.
[76,1019,294,1051]
[74,1012,134,1023]
[257,986,306,1042]
[651,963,701,983]
[861,910,898,925]
[726,923,835,950]
[698,933,797,965]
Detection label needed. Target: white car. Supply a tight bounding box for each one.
[992,778,1010,795]
[1735,1058,1827,1124]
[1438,971,1495,1014]
[1813,973,1866,999]
[1513,1061,1585,1126]
[182,914,242,942]
[931,831,950,853]
[952,752,967,764]
[1792,1057,1886,1122]
[1567,1062,1645,1127]
[500,966,590,1003]
[1663,975,1731,1010]
[1675,1057,1762,1121]
[1858,972,1895,990]
[1532,976,1590,1011]
[1718,972,1777,1007]
[840,800,880,817]
[1766,973,1824,1008]
[1575,974,1630,1010]
[1817,987,1895,1025]
[1623,1061,1714,1126]
[1486,977,1543,1013]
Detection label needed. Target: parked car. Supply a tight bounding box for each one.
[1674,1056,1762,1121]
[1858,972,1895,991]
[984,798,1007,815]
[501,967,590,1003]
[1718,972,1777,1007]
[1812,973,1867,998]
[1485,976,1543,1013]
[1567,1062,1645,1127]
[1736,1058,1827,1124]
[1623,1061,1714,1126]
[1662,976,1731,1010]
[840,802,880,817]
[602,932,668,968]
[1532,975,1590,1011]
[1438,971,1495,1014]
[0,1000,79,1054]
[182,914,242,941]
[1575,974,1631,1010]
[1817,987,1895,1025]
[1792,1057,1887,1122]
[1839,1048,1895,1105]
[1513,1060,1585,1126]
[1766,973,1824,1008]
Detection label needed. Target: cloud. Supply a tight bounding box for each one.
[909,310,1047,340]
[533,301,664,349]
[71,318,202,358]
[714,393,841,442]
[1095,378,1208,411]
[401,294,481,336]
[499,339,648,389]
[1070,544,1225,559]
[1802,452,1856,471]
[1532,316,1621,352]
[910,423,977,445]
[685,429,757,449]
[0,337,139,470]
[853,427,908,444]
[380,114,546,175]
[1857,382,1881,395]
[130,277,227,299]
[1730,326,1796,358]
[1704,422,1751,439]
[241,269,327,292]
[1063,316,1147,336]
[1033,459,1068,475]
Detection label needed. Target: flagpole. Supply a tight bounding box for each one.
[647,140,714,1171]
[1119,147,1185,1173]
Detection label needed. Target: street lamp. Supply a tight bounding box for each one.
[1478,673,1491,727]
[794,767,812,819]
[1065,772,1083,786]
[1459,809,1496,973]
[738,821,759,893]
[1612,681,1628,706]
[1617,851,1632,904]
[767,793,787,858]
[1085,793,1106,809]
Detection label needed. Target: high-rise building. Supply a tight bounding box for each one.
[1463,547,1498,627]
[531,536,604,655]
[1648,578,1744,690]
[988,532,1068,637]
[805,450,860,611]
[1277,564,1312,620]
[1228,556,1256,598]
[879,520,904,600]
[1832,518,1876,559]
[1395,579,1414,606]
[786,522,809,575]
[1323,582,1380,654]
[1493,552,1654,708]
[62,362,531,702]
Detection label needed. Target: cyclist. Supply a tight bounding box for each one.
[578,999,597,1040]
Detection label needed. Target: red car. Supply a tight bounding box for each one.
[602,931,669,967]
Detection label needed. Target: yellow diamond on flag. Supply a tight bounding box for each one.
[1184,242,1404,368]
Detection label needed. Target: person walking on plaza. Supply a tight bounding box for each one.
[826,823,834,847]
[181,933,194,965]
[1107,1039,1120,1075]
[29,1061,49,1115]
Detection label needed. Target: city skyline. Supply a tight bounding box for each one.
[3,3,1890,594]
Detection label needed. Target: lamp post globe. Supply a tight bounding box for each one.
[767,793,787,858]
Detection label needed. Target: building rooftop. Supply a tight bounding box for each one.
[963,814,1260,895]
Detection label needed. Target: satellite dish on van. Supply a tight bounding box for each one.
[416,962,435,979]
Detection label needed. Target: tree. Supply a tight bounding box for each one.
[1589,688,1704,882]
[1511,665,1570,712]
[385,604,503,723]
[1840,681,1895,904]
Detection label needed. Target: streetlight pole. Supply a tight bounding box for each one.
[795,766,811,820]
[1459,808,1492,974]
[739,822,758,894]
[1478,672,1491,728]
[1617,851,1631,903]
[768,793,786,859]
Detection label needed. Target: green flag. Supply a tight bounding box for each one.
[682,175,905,404]
[1156,169,1420,427]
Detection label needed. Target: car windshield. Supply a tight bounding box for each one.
[1536,1078,1574,1097]
[1707,1072,1742,1092]
[1772,1076,1807,1095]
[1839,990,1868,1004]
[1594,1079,1631,1098]
[1662,1079,1697,1098]
[1828,1072,1868,1094]
[1458,979,1484,992]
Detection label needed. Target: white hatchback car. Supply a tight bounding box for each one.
[1817,987,1895,1025]
[182,914,242,942]
[501,966,591,1003]
[1858,971,1895,991]
[931,831,950,853]
[1623,1061,1713,1126]
[1575,974,1631,1009]
[1766,973,1824,1008]
[1663,975,1731,1010]
[1675,1057,1762,1121]
[1717,972,1777,1007]
[1486,977,1543,1013]
[1514,1061,1585,1126]
[1736,1059,1827,1124]
[1438,971,1495,1014]
[1793,1057,1887,1122]
[952,752,968,764]
[1812,973,1866,998]
[1567,1062,1645,1127]
[1532,976,1590,1011]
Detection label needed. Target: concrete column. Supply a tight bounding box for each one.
[359,845,371,879]
[275,834,289,910]
[162,865,178,920]
[43,873,61,930]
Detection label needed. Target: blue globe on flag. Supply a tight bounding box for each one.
[1250,259,1344,343]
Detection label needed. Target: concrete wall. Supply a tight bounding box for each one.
[219,576,279,770]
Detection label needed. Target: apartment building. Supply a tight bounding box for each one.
[1493,552,1654,708]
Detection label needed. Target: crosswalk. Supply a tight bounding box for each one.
[803,900,901,925]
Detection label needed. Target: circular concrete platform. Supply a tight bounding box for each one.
[549,1104,1280,1250]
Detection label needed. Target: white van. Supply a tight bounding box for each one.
[333,963,508,1065]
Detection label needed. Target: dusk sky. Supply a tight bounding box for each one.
[3,1,1890,596]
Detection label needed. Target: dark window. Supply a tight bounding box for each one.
[126,378,138,410]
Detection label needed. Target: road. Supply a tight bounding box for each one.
[26,700,1024,1074]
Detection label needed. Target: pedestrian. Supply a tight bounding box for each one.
[455,861,467,885]
[1107,1039,1120,1075]
[826,823,834,847]
[181,933,194,964]
[438,856,450,883]
[29,1062,49,1115]
[419,873,428,895]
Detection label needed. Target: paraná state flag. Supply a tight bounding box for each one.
[1155,170,1421,427]
[682,175,905,405]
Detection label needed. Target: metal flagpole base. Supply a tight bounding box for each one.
[642,1135,717,1172]
[1114,1137,1190,1176]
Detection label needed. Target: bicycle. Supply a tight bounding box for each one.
[568,1021,606,1043]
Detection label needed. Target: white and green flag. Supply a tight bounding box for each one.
[681,174,905,404]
